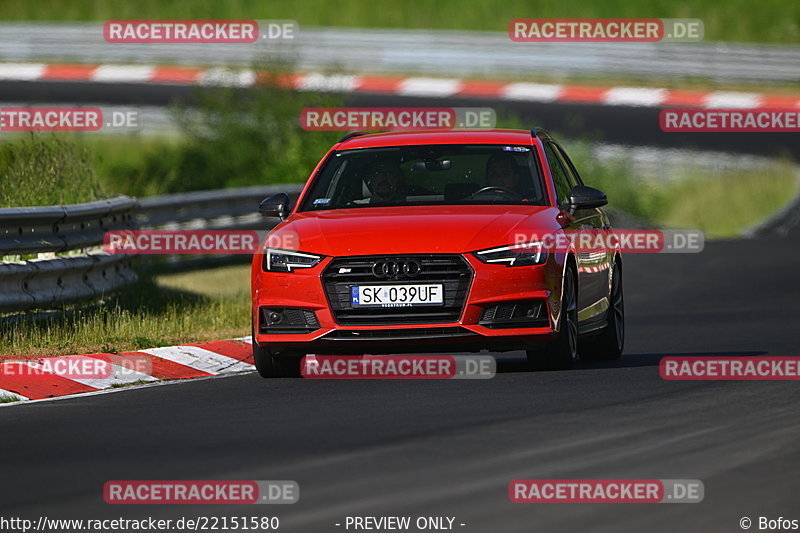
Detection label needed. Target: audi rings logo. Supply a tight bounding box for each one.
[372,259,422,279]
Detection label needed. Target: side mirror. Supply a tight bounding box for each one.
[568,185,607,210]
[259,193,290,220]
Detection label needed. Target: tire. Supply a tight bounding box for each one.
[527,264,578,371]
[252,324,302,378]
[581,258,624,361]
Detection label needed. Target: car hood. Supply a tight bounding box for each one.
[267,205,559,256]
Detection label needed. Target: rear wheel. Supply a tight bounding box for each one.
[527,264,578,371]
[252,324,302,378]
[581,259,624,361]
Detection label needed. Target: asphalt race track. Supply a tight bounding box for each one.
[1,234,798,533]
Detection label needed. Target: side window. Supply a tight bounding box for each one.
[544,143,572,207]
[553,143,584,187]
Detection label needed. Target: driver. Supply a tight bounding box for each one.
[485,153,520,190]
[366,159,405,203]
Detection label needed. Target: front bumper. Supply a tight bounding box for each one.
[252,253,561,355]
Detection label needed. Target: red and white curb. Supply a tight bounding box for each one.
[0,337,255,404]
[1,62,798,109]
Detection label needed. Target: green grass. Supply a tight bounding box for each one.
[0,134,106,207]
[566,144,799,238]
[0,0,796,44]
[654,168,799,237]
[0,395,22,404]
[0,264,251,357]
[84,135,185,198]
[110,379,159,389]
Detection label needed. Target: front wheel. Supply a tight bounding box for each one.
[252,325,302,378]
[581,259,624,361]
[253,344,302,378]
[527,265,578,371]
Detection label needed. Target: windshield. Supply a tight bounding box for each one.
[299,144,547,211]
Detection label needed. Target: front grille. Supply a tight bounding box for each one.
[322,327,474,341]
[322,254,473,325]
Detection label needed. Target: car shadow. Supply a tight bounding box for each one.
[492,350,770,374]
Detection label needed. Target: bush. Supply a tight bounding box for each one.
[171,70,344,191]
[96,69,345,195]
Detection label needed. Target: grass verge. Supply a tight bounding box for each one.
[110,379,160,389]
[651,168,798,237]
[0,263,251,358]
[0,134,106,207]
[0,395,23,404]
[567,146,799,238]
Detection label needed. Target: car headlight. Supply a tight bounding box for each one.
[263,248,324,272]
[472,242,546,266]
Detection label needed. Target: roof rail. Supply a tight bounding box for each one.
[531,128,551,140]
[338,131,370,143]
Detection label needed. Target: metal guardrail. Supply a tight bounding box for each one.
[0,24,798,83]
[0,196,139,313]
[0,186,303,313]
[0,196,137,255]
[0,254,138,312]
[137,185,302,229]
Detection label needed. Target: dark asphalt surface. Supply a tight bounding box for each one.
[1,234,799,532]
[2,80,798,159]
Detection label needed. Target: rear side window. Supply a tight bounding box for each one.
[544,143,572,207]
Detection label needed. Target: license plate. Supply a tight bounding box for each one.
[351,284,444,307]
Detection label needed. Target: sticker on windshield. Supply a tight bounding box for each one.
[502,146,531,152]
[313,198,331,206]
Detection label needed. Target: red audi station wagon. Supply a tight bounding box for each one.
[251,129,624,377]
